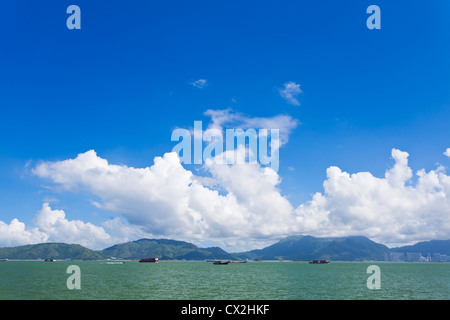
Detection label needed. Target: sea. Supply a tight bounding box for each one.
[0,260,449,300]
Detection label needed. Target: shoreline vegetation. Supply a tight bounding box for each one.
[0,235,449,262]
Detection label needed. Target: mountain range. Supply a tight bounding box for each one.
[0,236,449,261]
[234,235,391,261]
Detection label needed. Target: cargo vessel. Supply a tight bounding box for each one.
[309,260,330,264]
[139,258,158,263]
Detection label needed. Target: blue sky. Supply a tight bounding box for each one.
[0,1,449,250]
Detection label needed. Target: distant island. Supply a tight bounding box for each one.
[0,235,449,262]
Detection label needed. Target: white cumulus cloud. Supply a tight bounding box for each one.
[33,150,295,248]
[294,148,450,246]
[444,148,450,158]
[0,218,47,247]
[33,203,112,249]
[0,203,152,249]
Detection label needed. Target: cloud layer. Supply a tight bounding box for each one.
[2,144,449,251]
[24,147,450,250]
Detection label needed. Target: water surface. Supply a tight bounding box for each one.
[0,261,448,300]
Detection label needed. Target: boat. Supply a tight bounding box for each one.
[44,259,55,262]
[0,258,7,262]
[139,258,158,263]
[309,260,330,264]
[213,260,230,265]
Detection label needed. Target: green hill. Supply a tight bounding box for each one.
[99,238,236,260]
[0,243,103,260]
[0,239,236,261]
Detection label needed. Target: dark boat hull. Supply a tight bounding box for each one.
[309,260,330,264]
[139,258,158,263]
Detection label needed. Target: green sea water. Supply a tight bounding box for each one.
[0,261,449,300]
